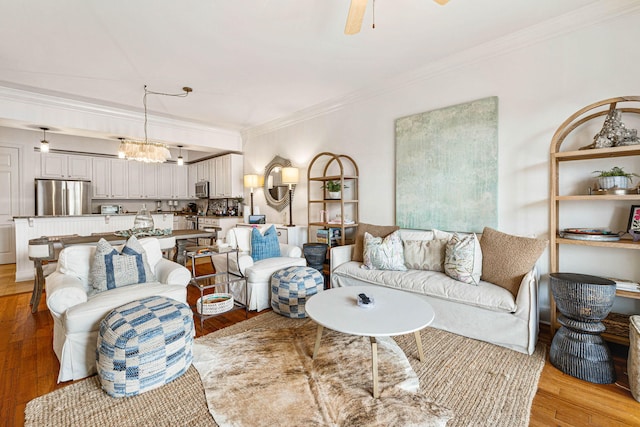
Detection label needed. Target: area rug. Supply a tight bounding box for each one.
[192,323,451,426]
[25,312,546,427]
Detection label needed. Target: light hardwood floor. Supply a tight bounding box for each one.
[1,263,638,426]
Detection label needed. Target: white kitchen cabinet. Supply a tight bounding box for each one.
[157,163,189,199]
[128,162,157,199]
[188,164,198,198]
[41,153,92,180]
[92,157,110,198]
[173,165,189,199]
[208,158,217,196]
[221,153,243,197]
[196,160,209,182]
[157,163,174,199]
[92,158,128,199]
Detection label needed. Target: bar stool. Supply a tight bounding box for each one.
[28,237,54,314]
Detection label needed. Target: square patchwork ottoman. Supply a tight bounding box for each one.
[271,266,324,318]
[96,295,194,398]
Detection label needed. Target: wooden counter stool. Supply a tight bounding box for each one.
[28,237,54,313]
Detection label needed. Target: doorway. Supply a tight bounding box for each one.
[0,146,20,264]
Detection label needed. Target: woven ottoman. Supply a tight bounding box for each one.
[271,266,324,318]
[96,295,194,398]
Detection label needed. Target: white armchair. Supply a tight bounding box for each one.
[211,227,306,311]
[45,237,192,382]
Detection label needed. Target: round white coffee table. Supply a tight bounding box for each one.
[305,285,435,398]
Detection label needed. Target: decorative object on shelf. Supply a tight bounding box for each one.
[549,273,617,384]
[118,85,192,163]
[593,166,638,189]
[39,127,50,153]
[628,205,640,234]
[244,174,260,215]
[264,155,293,212]
[321,180,348,199]
[559,228,622,242]
[281,166,299,227]
[583,109,640,149]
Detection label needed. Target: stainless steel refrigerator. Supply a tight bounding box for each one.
[35,179,92,216]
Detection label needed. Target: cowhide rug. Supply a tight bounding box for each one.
[192,322,453,426]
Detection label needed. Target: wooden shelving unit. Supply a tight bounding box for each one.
[307,152,359,247]
[549,96,640,345]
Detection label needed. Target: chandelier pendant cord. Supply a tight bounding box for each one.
[143,85,192,144]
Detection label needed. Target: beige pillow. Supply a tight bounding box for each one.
[352,223,400,262]
[479,227,548,297]
[403,239,448,271]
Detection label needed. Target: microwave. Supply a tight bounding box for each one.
[195,181,209,198]
[101,205,121,214]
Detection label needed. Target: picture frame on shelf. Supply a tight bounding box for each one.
[627,205,640,232]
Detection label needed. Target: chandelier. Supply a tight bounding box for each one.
[118,85,192,163]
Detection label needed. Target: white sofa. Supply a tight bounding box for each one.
[45,237,192,382]
[211,226,306,311]
[330,229,542,355]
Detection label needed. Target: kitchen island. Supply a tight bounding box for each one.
[13,213,174,282]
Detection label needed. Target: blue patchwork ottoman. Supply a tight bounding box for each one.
[96,295,194,398]
[271,266,324,318]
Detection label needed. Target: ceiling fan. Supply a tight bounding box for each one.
[345,0,450,35]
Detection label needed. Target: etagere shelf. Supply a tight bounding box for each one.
[307,152,359,248]
[549,96,640,345]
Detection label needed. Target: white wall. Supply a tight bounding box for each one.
[242,11,640,321]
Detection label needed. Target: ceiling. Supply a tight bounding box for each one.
[0,0,607,137]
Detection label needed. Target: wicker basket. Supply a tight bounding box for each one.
[196,293,234,315]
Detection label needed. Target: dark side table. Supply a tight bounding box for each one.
[549,272,617,384]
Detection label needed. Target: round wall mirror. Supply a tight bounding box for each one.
[264,155,294,212]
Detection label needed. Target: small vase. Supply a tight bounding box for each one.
[598,176,631,190]
[328,191,341,199]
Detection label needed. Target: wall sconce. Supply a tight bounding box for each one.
[281,167,299,227]
[244,174,260,215]
[177,145,184,166]
[40,127,50,153]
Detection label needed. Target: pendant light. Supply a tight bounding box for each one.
[40,127,50,153]
[177,145,184,166]
[119,85,192,163]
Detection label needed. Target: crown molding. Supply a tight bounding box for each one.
[0,85,242,151]
[242,0,640,139]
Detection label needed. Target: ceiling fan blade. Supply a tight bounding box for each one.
[433,0,450,5]
[344,0,368,35]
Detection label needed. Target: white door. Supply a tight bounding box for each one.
[0,147,19,264]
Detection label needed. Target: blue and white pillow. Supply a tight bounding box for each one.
[89,236,156,295]
[251,225,281,261]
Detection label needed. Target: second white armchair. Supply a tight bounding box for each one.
[211,226,306,311]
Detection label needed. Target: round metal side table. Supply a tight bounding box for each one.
[549,272,617,384]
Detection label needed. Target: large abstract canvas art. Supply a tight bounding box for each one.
[395,97,498,232]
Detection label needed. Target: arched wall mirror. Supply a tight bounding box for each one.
[264,155,294,212]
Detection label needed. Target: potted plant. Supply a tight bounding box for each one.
[593,166,639,190]
[321,180,348,199]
